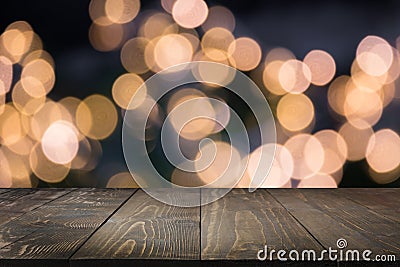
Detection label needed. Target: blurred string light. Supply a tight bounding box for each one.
[0,0,399,189]
[0,21,114,186]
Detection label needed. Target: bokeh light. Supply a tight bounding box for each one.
[29,142,71,183]
[3,147,33,187]
[41,121,79,165]
[153,33,193,70]
[368,165,400,185]
[161,0,176,14]
[0,104,25,146]
[263,61,288,96]
[21,58,55,98]
[339,120,373,161]
[297,173,337,188]
[172,0,208,29]
[0,1,399,189]
[0,56,13,95]
[105,0,140,24]
[284,134,324,180]
[12,81,46,115]
[303,50,336,86]
[107,172,139,188]
[120,37,150,74]
[89,0,113,26]
[327,75,350,116]
[112,73,146,109]
[247,144,293,188]
[196,141,242,188]
[139,12,178,40]
[192,59,236,87]
[265,47,295,64]
[356,35,393,77]
[89,22,126,52]
[28,100,64,141]
[201,6,235,32]
[76,94,118,140]
[167,90,216,140]
[171,166,204,187]
[314,130,347,177]
[0,21,42,63]
[228,37,262,71]
[201,27,234,62]
[366,129,400,174]
[344,83,383,129]
[279,59,311,94]
[21,49,55,68]
[277,93,314,132]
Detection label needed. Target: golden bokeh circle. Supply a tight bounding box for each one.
[201,27,234,61]
[120,37,150,74]
[284,134,324,180]
[278,59,311,94]
[112,73,146,110]
[104,0,140,24]
[21,58,55,98]
[29,142,70,183]
[0,104,26,146]
[277,93,314,132]
[366,129,400,174]
[153,34,193,70]
[172,0,208,29]
[201,6,235,32]
[263,61,288,96]
[107,172,139,188]
[303,50,336,86]
[228,37,262,71]
[314,129,348,175]
[76,94,118,140]
[338,120,373,161]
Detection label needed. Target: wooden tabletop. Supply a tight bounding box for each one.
[0,188,398,266]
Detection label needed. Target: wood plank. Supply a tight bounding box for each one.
[0,189,53,226]
[338,189,400,223]
[335,188,399,208]
[71,189,200,266]
[0,188,74,226]
[0,188,397,266]
[270,189,400,257]
[201,189,325,261]
[304,190,399,254]
[0,189,38,201]
[0,189,134,266]
[0,189,11,195]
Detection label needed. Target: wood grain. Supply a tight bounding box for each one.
[71,189,200,265]
[201,189,324,260]
[337,188,400,223]
[0,188,398,266]
[0,189,73,226]
[0,189,39,201]
[0,189,134,265]
[269,189,400,256]
[0,189,11,195]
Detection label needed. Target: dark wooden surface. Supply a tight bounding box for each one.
[0,189,398,267]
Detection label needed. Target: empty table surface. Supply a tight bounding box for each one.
[0,188,398,266]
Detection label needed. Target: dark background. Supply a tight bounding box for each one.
[1,0,399,187]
